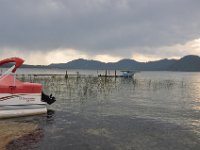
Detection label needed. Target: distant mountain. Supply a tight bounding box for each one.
[143,59,177,71]
[0,63,48,69]
[114,59,141,70]
[49,58,140,70]
[169,55,200,71]
[2,55,200,72]
[49,55,200,71]
[49,58,177,70]
[50,59,106,69]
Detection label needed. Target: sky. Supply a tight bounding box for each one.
[0,0,200,65]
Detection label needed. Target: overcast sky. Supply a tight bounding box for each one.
[0,0,200,65]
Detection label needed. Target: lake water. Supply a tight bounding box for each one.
[1,69,200,150]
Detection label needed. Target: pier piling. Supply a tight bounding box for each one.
[65,70,68,79]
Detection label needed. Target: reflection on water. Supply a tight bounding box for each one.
[1,71,200,149]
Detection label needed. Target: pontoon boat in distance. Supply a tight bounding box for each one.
[0,57,55,118]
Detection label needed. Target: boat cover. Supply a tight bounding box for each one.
[0,75,42,93]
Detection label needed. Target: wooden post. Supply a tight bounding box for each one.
[115,70,117,78]
[65,70,68,79]
[77,71,80,78]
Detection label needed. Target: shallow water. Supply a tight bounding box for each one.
[1,71,200,150]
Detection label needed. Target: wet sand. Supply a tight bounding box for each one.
[0,121,39,150]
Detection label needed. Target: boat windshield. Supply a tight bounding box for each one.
[0,65,15,79]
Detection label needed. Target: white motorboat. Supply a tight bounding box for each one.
[120,70,136,78]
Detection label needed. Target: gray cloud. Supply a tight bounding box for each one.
[0,0,200,58]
